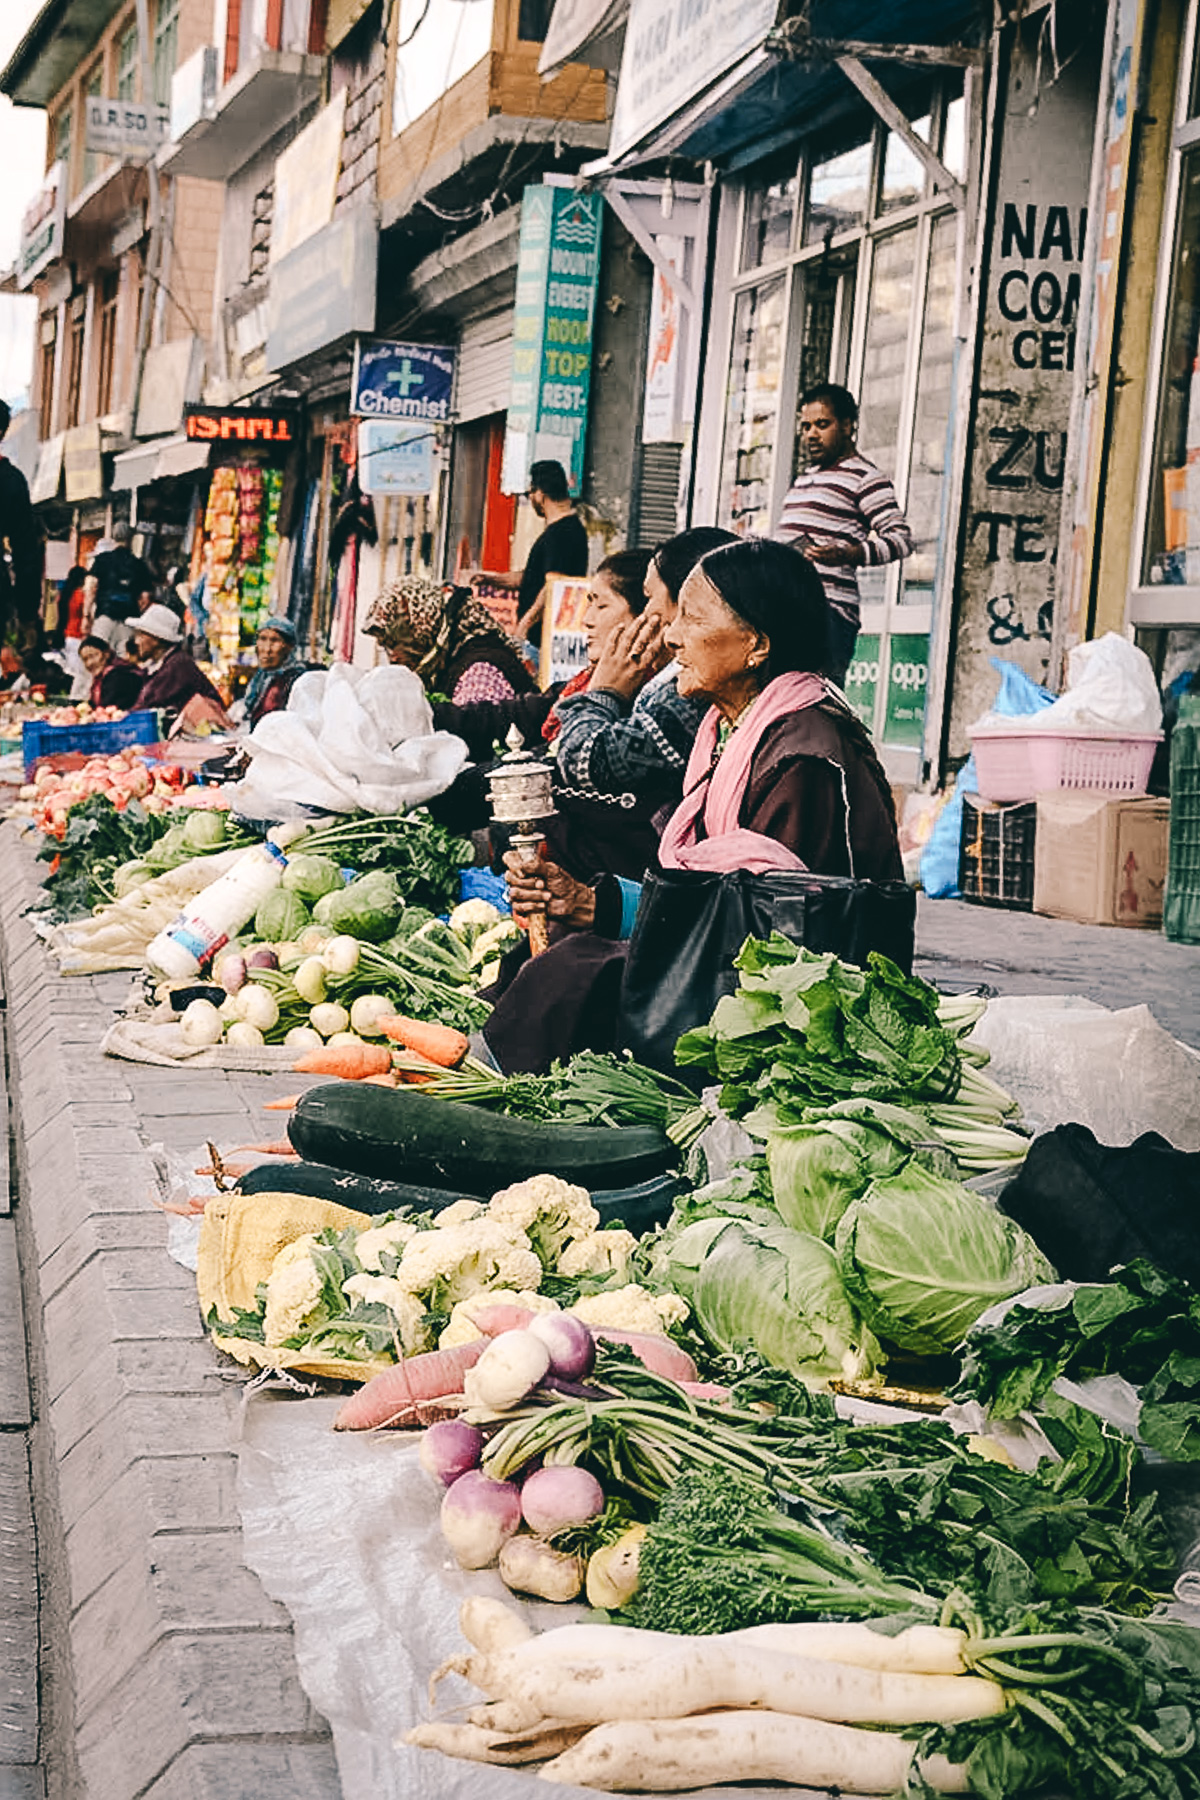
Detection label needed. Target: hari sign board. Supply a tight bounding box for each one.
[502,184,603,496]
[609,0,779,162]
[351,340,455,421]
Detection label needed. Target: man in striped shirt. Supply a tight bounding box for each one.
[773,383,913,686]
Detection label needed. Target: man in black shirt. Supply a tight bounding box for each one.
[89,521,156,623]
[0,400,42,649]
[477,459,589,647]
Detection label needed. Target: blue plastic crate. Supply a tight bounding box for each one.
[22,709,162,779]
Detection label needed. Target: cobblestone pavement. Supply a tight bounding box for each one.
[915,896,1200,1048]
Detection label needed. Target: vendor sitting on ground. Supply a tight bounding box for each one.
[78,615,144,710]
[362,576,536,706]
[484,536,903,1073]
[241,616,307,728]
[131,603,231,732]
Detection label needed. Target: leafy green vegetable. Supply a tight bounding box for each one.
[291,811,473,913]
[956,1258,1200,1462]
[35,792,174,916]
[313,870,405,941]
[281,854,343,906]
[254,888,311,943]
[836,1161,1055,1354]
[653,1213,881,1384]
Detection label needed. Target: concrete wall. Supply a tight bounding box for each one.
[580,208,653,549]
[946,4,1103,753]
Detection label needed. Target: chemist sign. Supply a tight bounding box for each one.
[351,339,455,421]
[502,185,604,496]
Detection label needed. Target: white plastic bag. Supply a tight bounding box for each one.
[229,663,468,819]
[1037,632,1162,734]
[971,996,1200,1149]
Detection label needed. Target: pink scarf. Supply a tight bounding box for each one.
[658,671,829,873]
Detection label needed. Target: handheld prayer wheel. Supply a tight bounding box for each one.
[486,725,557,956]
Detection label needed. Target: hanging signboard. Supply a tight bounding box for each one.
[502,184,603,496]
[271,91,346,266]
[184,404,299,448]
[265,207,378,372]
[63,423,104,504]
[84,96,170,160]
[357,419,437,495]
[642,234,685,443]
[539,577,591,687]
[351,340,456,421]
[30,432,65,505]
[609,0,779,163]
[17,163,66,291]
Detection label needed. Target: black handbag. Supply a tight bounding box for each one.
[617,866,916,1075]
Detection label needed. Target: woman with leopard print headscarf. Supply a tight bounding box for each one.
[362,576,535,705]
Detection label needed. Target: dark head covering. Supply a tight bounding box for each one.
[651,526,738,603]
[695,537,833,681]
[258,615,297,644]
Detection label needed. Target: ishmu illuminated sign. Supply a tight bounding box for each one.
[184,407,298,444]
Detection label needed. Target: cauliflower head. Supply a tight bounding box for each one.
[570,1283,689,1336]
[263,1236,325,1347]
[557,1229,638,1281]
[394,1216,542,1308]
[487,1174,599,1267]
[354,1218,423,1273]
[440,1288,559,1348]
[342,1273,431,1355]
[448,899,502,942]
[434,1199,486,1230]
[470,920,523,967]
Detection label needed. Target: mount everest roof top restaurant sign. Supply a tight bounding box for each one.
[608,0,780,162]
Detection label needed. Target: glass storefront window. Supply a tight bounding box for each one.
[881,116,930,214]
[741,152,798,270]
[805,140,872,244]
[903,211,957,601]
[1144,147,1200,585]
[857,229,917,482]
[718,275,786,535]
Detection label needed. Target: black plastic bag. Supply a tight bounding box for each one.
[998,1123,1200,1286]
[617,867,917,1076]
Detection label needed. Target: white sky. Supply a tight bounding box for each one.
[0,0,52,409]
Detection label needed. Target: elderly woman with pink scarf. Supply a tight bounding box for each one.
[485,537,902,1073]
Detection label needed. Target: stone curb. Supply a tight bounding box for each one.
[1,827,340,1800]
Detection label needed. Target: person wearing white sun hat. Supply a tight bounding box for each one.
[131,602,231,731]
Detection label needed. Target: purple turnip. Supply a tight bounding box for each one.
[419,1418,483,1487]
[440,1470,522,1569]
[520,1465,605,1537]
[528,1311,596,1381]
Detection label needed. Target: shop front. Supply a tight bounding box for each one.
[1129,0,1200,705]
[596,0,986,783]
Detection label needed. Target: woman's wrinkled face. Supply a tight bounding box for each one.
[584,570,635,662]
[79,643,108,675]
[256,629,291,670]
[663,568,762,703]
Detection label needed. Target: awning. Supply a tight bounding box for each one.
[539,0,629,79]
[111,432,212,490]
[596,0,987,173]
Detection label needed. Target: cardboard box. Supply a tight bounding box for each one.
[1033,793,1170,928]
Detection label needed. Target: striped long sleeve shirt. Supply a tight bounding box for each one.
[773,453,914,623]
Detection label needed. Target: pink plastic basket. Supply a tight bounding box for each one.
[969,725,1162,802]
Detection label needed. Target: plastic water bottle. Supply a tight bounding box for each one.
[148,841,288,980]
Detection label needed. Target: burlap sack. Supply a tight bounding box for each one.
[198,1189,391,1383]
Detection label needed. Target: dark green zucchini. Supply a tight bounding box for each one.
[288,1083,677,1192]
[233,1159,486,1215]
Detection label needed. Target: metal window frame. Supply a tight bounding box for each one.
[1128,0,1200,629]
[710,81,962,766]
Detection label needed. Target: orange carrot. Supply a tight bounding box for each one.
[291,1043,393,1079]
[262,1094,300,1112]
[377,1015,469,1067]
[226,1140,298,1158]
[363,1071,400,1088]
[333,1340,487,1430]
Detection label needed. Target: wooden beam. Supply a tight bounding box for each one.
[835,54,965,209]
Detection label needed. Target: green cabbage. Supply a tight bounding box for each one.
[658,1213,881,1385]
[313,870,405,941]
[254,888,312,943]
[282,854,344,907]
[181,810,228,850]
[765,1101,939,1242]
[835,1163,1056,1356]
